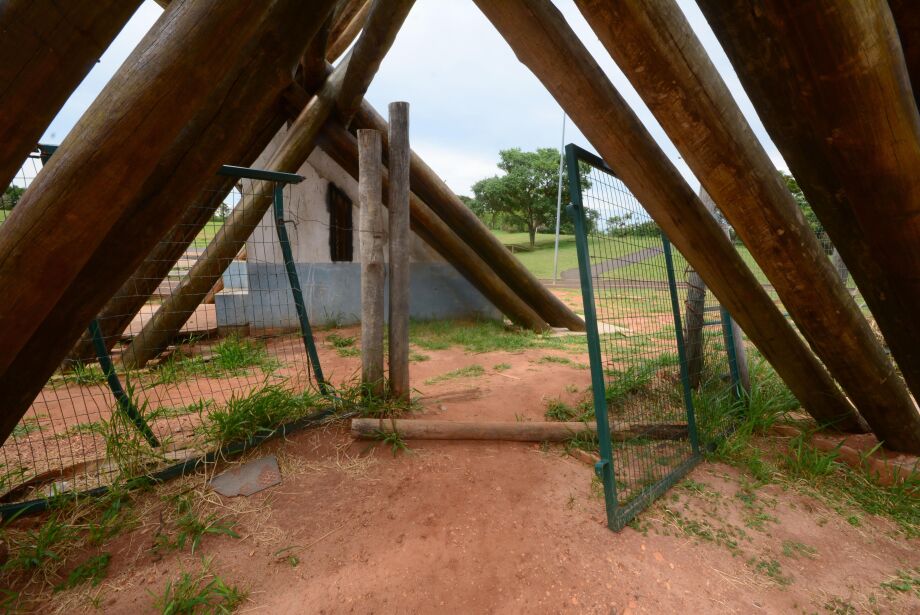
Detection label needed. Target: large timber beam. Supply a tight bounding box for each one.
[69,2,362,363]
[697,1,920,422]
[890,0,920,105]
[0,0,142,190]
[0,0,338,444]
[473,0,867,433]
[120,0,418,370]
[575,0,920,451]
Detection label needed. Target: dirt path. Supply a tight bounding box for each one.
[28,334,918,615]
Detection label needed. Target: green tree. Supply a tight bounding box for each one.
[471,147,590,247]
[1,185,25,211]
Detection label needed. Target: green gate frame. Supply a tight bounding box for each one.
[565,143,720,530]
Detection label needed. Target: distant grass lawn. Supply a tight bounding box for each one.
[491,226,774,286]
[0,209,8,223]
[191,219,225,248]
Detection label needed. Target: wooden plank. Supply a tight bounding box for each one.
[473,0,867,433]
[697,0,920,450]
[387,102,411,401]
[0,0,141,190]
[0,0,338,443]
[359,129,386,396]
[350,418,688,443]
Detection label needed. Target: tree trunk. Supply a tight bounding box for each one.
[0,0,142,191]
[120,0,417,369]
[359,129,386,396]
[0,0,338,444]
[350,102,584,331]
[697,0,920,447]
[316,122,549,332]
[473,0,867,433]
[576,0,916,450]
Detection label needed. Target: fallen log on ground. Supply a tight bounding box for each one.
[350,418,688,443]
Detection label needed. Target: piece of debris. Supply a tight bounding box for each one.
[209,455,282,497]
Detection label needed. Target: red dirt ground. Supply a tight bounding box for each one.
[4,325,914,614]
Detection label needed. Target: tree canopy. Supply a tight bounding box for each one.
[1,185,25,211]
[469,147,590,246]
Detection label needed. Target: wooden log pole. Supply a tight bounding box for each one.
[682,267,707,390]
[327,0,372,62]
[350,418,688,443]
[890,0,920,106]
[473,0,867,433]
[316,123,549,331]
[575,0,912,448]
[359,129,386,396]
[0,0,142,190]
[696,0,920,448]
[350,102,585,332]
[700,190,750,395]
[120,0,416,369]
[72,6,360,362]
[387,102,411,401]
[0,0,338,441]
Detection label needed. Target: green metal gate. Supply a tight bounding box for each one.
[565,144,740,530]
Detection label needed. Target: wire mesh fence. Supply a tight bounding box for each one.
[565,144,741,529]
[1,149,327,509]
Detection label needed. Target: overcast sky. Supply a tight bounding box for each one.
[40,0,787,197]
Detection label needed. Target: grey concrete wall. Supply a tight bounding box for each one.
[216,262,500,329]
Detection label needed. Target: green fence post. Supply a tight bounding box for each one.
[272,183,329,395]
[565,144,618,529]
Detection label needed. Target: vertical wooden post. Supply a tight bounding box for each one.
[700,190,750,395]
[387,102,411,401]
[359,129,385,396]
[682,267,706,389]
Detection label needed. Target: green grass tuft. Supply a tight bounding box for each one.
[151,560,246,614]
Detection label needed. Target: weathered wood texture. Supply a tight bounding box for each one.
[387,102,411,400]
[317,122,549,331]
[351,418,688,443]
[890,0,920,104]
[576,0,916,449]
[697,0,920,445]
[700,190,750,395]
[359,129,386,396]
[327,0,371,62]
[474,0,867,433]
[67,109,287,363]
[121,0,416,369]
[682,269,707,389]
[351,102,585,332]
[74,0,359,362]
[0,0,141,191]
[0,0,338,443]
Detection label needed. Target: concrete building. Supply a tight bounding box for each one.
[215,127,500,332]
